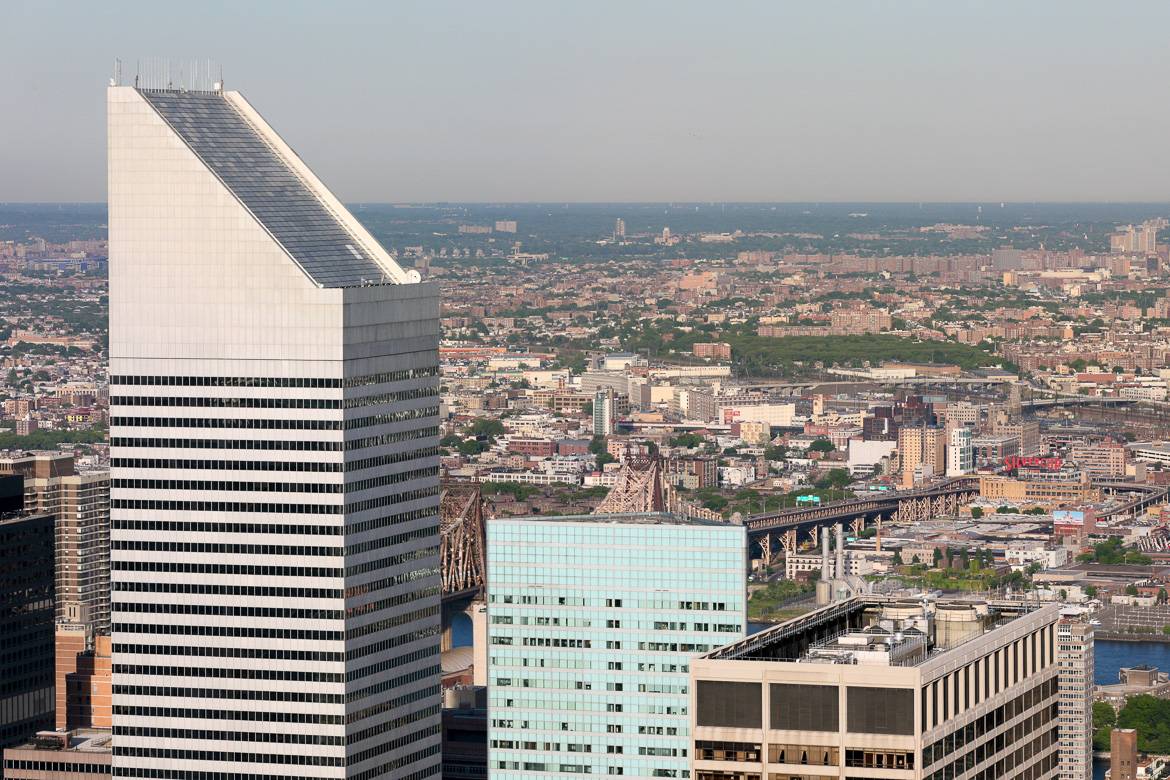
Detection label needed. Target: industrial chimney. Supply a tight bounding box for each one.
[821,528,831,581]
[835,523,845,579]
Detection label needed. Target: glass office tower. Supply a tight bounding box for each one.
[487,513,746,780]
[107,81,441,779]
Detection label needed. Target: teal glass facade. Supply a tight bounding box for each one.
[487,514,747,780]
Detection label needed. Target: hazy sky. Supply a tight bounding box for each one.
[4,0,1170,203]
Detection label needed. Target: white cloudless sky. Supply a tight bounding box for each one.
[3,0,1170,202]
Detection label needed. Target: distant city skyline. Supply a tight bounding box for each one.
[5,0,1170,203]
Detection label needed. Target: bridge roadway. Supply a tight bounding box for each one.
[743,476,1168,541]
[743,476,979,537]
[1093,480,1169,517]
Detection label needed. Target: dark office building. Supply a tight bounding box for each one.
[0,504,56,765]
[443,687,487,780]
[0,476,22,513]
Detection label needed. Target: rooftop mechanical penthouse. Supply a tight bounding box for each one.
[690,597,1069,780]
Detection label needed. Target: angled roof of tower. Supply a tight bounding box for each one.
[138,88,407,288]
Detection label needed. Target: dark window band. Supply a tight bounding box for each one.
[111,505,435,536]
[111,407,436,431]
[111,465,435,494]
[110,485,439,515]
[110,366,438,388]
[111,386,438,410]
[110,446,437,474]
[111,426,438,452]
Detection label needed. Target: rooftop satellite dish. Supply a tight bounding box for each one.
[406,269,422,283]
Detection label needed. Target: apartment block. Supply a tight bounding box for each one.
[1069,442,1127,478]
[0,453,109,632]
[898,425,946,488]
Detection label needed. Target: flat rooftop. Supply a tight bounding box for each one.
[706,595,1040,668]
[8,730,112,754]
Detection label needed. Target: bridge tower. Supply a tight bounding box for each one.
[440,481,488,651]
[593,453,667,514]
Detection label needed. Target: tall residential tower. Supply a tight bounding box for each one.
[108,81,441,779]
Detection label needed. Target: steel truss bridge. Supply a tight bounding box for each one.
[746,477,980,567]
[745,476,1167,569]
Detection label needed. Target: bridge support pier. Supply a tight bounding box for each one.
[759,532,774,569]
[780,529,796,556]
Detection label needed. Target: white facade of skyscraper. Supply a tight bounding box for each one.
[947,426,974,476]
[594,388,616,436]
[1057,608,1094,780]
[108,84,441,779]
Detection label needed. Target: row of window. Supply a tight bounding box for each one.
[925,625,1054,730]
[114,601,343,620]
[495,678,686,694]
[112,465,435,495]
[347,604,440,643]
[114,642,344,663]
[113,559,439,584]
[111,385,438,410]
[111,407,436,431]
[348,725,444,769]
[112,705,441,749]
[348,586,441,622]
[112,561,341,577]
[113,623,344,641]
[112,605,438,666]
[117,667,432,707]
[113,683,345,704]
[113,541,343,557]
[112,505,436,538]
[491,615,738,632]
[114,725,342,745]
[348,683,440,726]
[112,759,440,780]
[111,526,432,559]
[3,761,110,774]
[111,424,438,452]
[110,445,437,474]
[347,646,437,683]
[347,665,441,705]
[494,763,682,777]
[349,616,440,660]
[110,366,439,388]
[112,645,434,686]
[345,545,438,578]
[924,676,1058,767]
[352,747,442,780]
[116,477,346,494]
[925,725,1057,780]
[113,746,344,767]
[110,485,439,515]
[492,594,731,611]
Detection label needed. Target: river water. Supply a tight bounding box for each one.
[1092,640,1170,779]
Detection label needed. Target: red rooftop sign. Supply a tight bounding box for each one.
[1004,455,1063,471]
